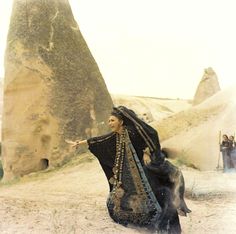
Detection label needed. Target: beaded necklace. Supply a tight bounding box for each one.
[107,127,161,227]
[109,128,125,190]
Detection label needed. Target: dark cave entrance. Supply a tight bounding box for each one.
[40,158,49,170]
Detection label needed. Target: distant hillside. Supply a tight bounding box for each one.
[154,86,236,170]
[112,94,191,122]
[0,90,190,142]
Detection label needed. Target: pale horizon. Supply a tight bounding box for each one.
[0,0,236,99]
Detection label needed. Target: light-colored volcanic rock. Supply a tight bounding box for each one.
[112,94,191,122]
[1,0,113,181]
[155,86,236,170]
[193,67,221,105]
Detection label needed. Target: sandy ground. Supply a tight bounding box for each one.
[0,154,236,234]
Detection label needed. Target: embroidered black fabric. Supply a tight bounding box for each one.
[87,106,186,233]
[105,129,161,229]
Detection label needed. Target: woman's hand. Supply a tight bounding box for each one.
[143,147,151,165]
[143,152,151,165]
[65,139,87,148]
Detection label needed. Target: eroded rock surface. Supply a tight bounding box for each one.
[193,67,221,105]
[2,0,113,180]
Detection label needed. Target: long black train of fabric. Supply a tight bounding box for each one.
[87,126,183,234]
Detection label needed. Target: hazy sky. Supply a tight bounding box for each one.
[0,0,236,99]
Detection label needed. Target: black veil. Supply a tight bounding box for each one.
[113,106,163,162]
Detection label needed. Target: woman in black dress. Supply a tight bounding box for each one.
[220,134,231,171]
[69,106,190,233]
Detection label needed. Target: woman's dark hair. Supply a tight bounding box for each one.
[111,106,137,126]
[110,108,123,121]
[111,106,161,156]
[223,134,228,139]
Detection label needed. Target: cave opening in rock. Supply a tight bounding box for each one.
[40,158,49,170]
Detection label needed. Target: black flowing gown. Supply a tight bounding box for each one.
[87,125,183,233]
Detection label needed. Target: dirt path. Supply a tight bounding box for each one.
[0,154,236,234]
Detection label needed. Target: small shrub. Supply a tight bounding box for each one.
[0,159,3,179]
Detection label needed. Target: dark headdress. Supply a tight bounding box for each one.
[112,106,161,157]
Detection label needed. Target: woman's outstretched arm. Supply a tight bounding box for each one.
[65,132,115,149]
[65,139,88,148]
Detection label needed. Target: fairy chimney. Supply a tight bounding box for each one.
[2,0,113,181]
[193,67,221,105]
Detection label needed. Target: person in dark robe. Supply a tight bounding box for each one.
[228,135,235,150]
[228,135,236,169]
[220,134,231,172]
[69,106,190,233]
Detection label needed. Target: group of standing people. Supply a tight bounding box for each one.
[220,134,236,172]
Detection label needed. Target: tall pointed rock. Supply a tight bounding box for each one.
[193,67,221,105]
[2,0,113,181]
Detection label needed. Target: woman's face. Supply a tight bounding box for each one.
[108,115,123,133]
[223,135,228,140]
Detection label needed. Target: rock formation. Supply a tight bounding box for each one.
[0,80,3,138]
[193,67,221,105]
[154,86,236,170]
[2,0,113,181]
